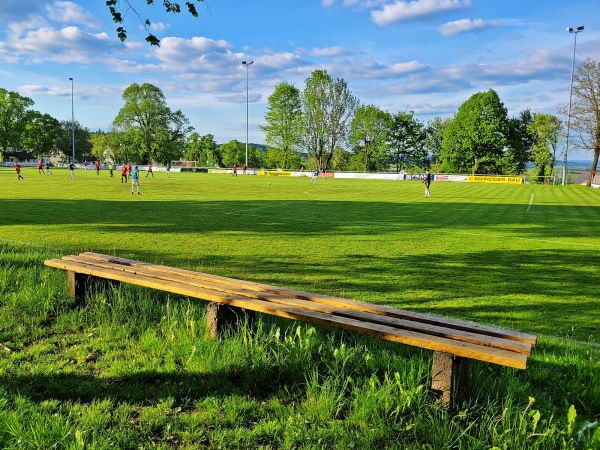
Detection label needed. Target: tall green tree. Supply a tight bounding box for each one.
[260,82,301,170]
[0,89,34,159]
[348,105,392,172]
[56,120,91,162]
[439,89,509,174]
[527,113,562,182]
[388,111,426,172]
[112,83,193,164]
[220,140,265,168]
[21,111,62,159]
[299,70,358,170]
[424,116,451,166]
[506,109,535,174]
[185,133,220,167]
[567,58,600,187]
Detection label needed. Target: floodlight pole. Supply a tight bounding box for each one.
[69,77,75,163]
[563,25,584,186]
[242,60,253,170]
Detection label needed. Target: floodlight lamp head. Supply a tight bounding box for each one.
[242,60,246,65]
[69,77,73,80]
[577,26,584,31]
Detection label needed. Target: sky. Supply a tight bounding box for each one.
[0,0,598,160]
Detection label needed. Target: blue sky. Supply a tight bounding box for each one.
[0,0,598,160]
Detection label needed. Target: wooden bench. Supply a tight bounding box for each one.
[45,252,537,407]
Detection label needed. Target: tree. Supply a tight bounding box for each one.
[106,0,205,46]
[439,89,509,174]
[185,133,220,167]
[527,113,562,182]
[568,58,600,187]
[0,89,34,159]
[220,140,264,168]
[260,82,301,170]
[348,105,392,172]
[56,120,91,162]
[424,116,451,166]
[388,111,426,172]
[299,70,358,170]
[21,111,62,159]
[112,83,193,164]
[506,109,535,175]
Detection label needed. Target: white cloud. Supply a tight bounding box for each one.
[46,1,101,28]
[371,0,471,26]
[437,18,496,36]
[150,22,171,33]
[322,0,336,6]
[8,15,49,37]
[310,46,348,57]
[9,26,111,64]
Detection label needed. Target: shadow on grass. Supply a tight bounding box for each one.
[0,365,291,406]
[0,198,599,239]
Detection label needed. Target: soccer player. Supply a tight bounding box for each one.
[423,169,431,198]
[109,162,114,177]
[131,165,141,194]
[13,162,23,180]
[94,160,100,175]
[146,163,154,177]
[69,162,75,179]
[45,161,52,175]
[232,165,237,177]
[166,163,171,178]
[121,164,128,183]
[37,160,44,174]
[310,168,319,185]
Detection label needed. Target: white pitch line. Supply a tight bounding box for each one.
[526,193,534,212]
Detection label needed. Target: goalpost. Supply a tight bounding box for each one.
[523,175,557,185]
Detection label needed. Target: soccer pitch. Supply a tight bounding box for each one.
[1,167,599,341]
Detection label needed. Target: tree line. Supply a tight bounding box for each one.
[1,59,598,186]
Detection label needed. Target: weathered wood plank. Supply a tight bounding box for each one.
[57,254,535,355]
[44,257,529,368]
[58,255,532,355]
[72,253,537,347]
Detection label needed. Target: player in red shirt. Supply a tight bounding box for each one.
[13,163,24,180]
[146,163,154,177]
[121,163,128,183]
[37,160,44,174]
[94,160,100,175]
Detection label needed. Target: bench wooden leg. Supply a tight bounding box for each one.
[430,351,468,408]
[205,302,255,339]
[67,271,118,305]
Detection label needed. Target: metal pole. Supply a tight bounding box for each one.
[563,26,584,186]
[242,60,253,170]
[69,77,75,163]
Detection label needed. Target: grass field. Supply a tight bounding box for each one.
[1,166,599,449]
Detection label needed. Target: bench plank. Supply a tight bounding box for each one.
[75,253,537,347]
[57,255,532,356]
[44,257,530,368]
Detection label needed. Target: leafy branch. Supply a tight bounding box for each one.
[106,0,206,46]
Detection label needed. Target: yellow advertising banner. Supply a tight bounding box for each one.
[257,170,292,177]
[467,175,523,184]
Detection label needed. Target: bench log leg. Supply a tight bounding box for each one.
[430,351,468,408]
[67,271,118,305]
[205,302,255,339]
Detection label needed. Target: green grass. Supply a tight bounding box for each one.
[0,166,599,449]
